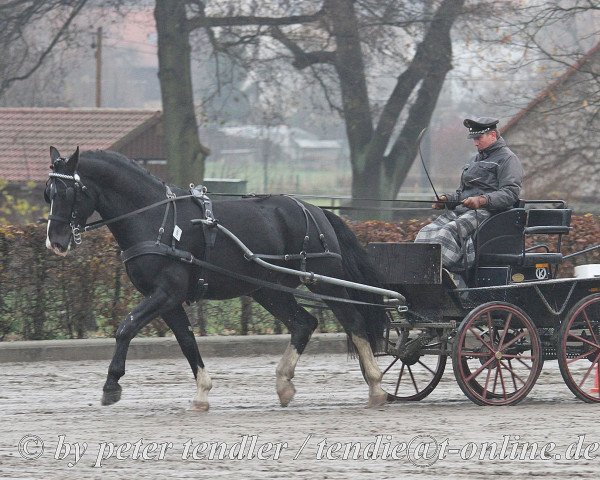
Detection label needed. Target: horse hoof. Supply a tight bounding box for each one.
[189,400,210,412]
[101,386,122,406]
[278,384,296,407]
[367,393,387,408]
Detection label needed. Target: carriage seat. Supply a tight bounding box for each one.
[520,208,571,265]
[472,203,571,285]
[475,208,527,266]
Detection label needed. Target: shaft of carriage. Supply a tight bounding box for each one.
[191,218,406,306]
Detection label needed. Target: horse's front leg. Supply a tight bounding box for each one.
[162,306,212,411]
[102,287,174,406]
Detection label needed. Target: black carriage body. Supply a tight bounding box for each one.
[367,201,600,328]
[366,203,600,405]
[366,242,464,323]
[453,278,600,328]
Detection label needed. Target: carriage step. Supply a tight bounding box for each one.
[390,332,438,358]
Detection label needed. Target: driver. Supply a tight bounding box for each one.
[414,116,523,274]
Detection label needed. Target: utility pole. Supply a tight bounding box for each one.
[93,26,102,107]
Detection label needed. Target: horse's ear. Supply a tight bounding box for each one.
[66,146,80,171]
[50,146,61,163]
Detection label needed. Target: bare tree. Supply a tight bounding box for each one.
[476,1,600,199]
[475,1,599,118]
[184,0,474,206]
[0,0,89,99]
[5,1,597,200]
[528,2,599,119]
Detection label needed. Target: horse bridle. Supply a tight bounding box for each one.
[45,167,198,246]
[45,170,88,245]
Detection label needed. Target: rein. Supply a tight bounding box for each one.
[47,169,403,309]
[46,169,196,236]
[84,193,195,232]
[121,241,395,309]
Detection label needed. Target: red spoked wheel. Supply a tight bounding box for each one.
[362,325,447,401]
[558,293,600,403]
[452,302,543,405]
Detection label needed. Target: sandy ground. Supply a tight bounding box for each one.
[1,352,599,479]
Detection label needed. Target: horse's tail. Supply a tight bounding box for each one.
[322,209,387,353]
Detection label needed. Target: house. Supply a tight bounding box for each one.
[501,41,600,207]
[206,124,344,167]
[0,108,164,182]
[0,108,165,222]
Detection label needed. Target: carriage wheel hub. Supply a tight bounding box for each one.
[495,351,503,360]
[402,353,421,366]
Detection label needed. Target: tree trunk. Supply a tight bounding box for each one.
[196,301,207,336]
[240,296,252,335]
[382,0,464,199]
[325,0,378,206]
[327,0,464,215]
[154,0,209,186]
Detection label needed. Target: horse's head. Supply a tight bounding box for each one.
[44,146,95,256]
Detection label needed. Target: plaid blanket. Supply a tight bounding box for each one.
[415,209,491,271]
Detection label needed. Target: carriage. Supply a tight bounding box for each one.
[44,147,600,409]
[366,200,600,405]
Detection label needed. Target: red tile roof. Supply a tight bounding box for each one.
[501,40,600,135]
[0,108,161,181]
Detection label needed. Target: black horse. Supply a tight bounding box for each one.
[44,146,397,409]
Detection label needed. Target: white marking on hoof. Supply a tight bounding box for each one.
[276,381,297,407]
[192,368,212,410]
[352,335,387,406]
[189,400,210,412]
[276,344,300,407]
[367,392,388,408]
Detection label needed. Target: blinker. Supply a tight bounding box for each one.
[44,182,57,204]
[65,187,75,204]
[44,179,77,205]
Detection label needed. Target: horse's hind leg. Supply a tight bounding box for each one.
[162,306,212,412]
[350,331,387,407]
[314,287,387,407]
[251,289,318,407]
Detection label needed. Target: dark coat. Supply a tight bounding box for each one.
[446,137,523,212]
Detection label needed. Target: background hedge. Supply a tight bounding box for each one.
[1,215,599,341]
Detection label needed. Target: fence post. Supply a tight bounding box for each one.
[240,296,252,335]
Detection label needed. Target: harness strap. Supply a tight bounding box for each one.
[48,213,71,223]
[120,241,388,308]
[189,185,218,301]
[190,185,218,247]
[121,240,181,263]
[156,201,171,245]
[168,186,179,249]
[284,195,332,274]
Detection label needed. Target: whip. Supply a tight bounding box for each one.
[417,127,441,202]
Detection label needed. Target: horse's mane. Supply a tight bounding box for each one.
[80,149,166,188]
